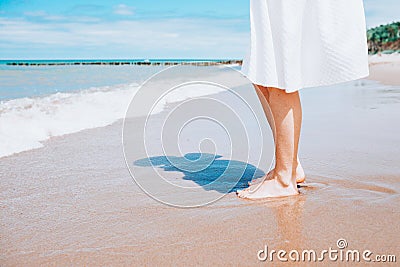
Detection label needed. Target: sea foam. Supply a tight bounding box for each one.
[0,84,139,158]
[0,82,224,158]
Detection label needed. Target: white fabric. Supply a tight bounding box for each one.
[241,0,370,93]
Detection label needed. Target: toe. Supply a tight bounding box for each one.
[238,189,250,198]
[296,175,306,184]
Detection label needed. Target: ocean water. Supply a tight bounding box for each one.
[2,60,394,160]
[0,60,240,158]
[0,59,239,100]
[0,62,167,158]
[0,63,166,100]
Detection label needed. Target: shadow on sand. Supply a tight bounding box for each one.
[134,153,265,193]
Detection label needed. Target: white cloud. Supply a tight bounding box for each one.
[23,10,65,21]
[113,4,134,16]
[0,17,249,58]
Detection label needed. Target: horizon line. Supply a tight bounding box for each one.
[0,58,243,61]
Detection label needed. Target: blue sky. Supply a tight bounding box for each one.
[0,0,398,59]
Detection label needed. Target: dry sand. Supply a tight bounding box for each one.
[1,63,400,266]
[368,54,400,86]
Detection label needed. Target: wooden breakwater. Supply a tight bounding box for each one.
[5,60,243,67]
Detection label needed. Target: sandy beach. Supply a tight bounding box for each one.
[1,59,400,266]
[368,54,400,86]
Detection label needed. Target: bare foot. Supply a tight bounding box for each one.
[249,163,306,185]
[237,172,299,200]
[247,169,274,186]
[295,162,306,183]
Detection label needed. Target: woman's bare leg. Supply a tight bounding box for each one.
[249,85,305,185]
[238,86,302,199]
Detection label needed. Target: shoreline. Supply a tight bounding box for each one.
[1,55,399,265]
[0,60,399,160]
[0,63,400,266]
[1,66,400,265]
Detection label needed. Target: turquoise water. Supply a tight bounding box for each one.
[0,64,165,100]
[0,59,239,100]
[0,60,242,158]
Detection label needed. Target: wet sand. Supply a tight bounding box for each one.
[1,66,400,266]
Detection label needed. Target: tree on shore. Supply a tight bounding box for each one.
[367,22,400,54]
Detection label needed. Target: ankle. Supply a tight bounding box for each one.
[273,169,293,187]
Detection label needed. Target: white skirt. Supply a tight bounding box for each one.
[241,0,370,93]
